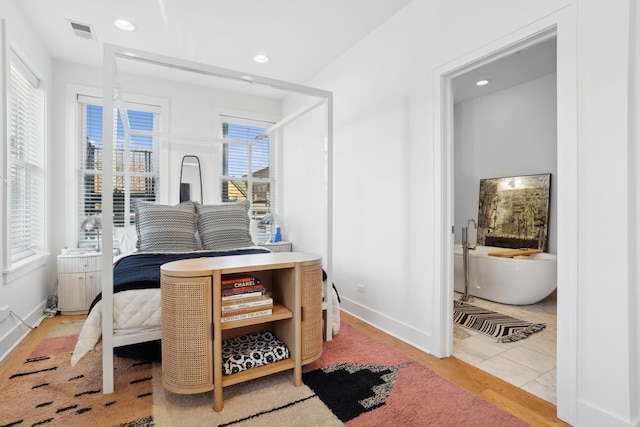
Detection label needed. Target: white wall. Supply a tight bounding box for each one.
[303,0,638,425]
[575,1,637,425]
[307,0,568,351]
[634,0,640,417]
[0,0,54,360]
[454,73,557,253]
[280,100,327,259]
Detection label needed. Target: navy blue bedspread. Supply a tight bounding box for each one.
[89,248,270,312]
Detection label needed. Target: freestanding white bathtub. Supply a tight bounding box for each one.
[454,244,557,305]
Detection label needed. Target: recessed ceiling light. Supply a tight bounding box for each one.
[253,54,269,63]
[114,19,135,31]
[476,79,490,86]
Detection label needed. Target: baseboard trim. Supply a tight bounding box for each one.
[577,399,636,427]
[339,297,433,355]
[0,302,47,362]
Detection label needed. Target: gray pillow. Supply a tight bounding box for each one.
[196,200,253,250]
[134,201,197,252]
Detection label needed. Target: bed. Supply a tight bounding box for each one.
[96,44,333,393]
[71,199,270,366]
[71,248,270,366]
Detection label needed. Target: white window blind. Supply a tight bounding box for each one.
[8,52,45,263]
[77,96,160,248]
[221,117,275,241]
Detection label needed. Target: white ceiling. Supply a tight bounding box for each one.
[16,0,413,90]
[452,37,557,103]
[15,1,556,101]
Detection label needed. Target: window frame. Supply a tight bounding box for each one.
[77,95,161,249]
[4,47,47,275]
[219,113,278,242]
[65,85,169,250]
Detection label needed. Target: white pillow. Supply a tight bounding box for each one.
[115,226,138,255]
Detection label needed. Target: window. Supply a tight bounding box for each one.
[221,116,275,240]
[77,96,160,248]
[7,51,45,264]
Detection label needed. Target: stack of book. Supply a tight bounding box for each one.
[221,273,273,323]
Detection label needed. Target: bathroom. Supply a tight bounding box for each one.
[451,37,558,404]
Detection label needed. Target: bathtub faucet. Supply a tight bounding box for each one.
[463,219,477,250]
[460,219,477,302]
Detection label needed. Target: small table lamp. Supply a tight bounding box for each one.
[258,213,281,243]
[80,214,102,252]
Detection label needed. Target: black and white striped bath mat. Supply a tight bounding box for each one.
[453,300,546,343]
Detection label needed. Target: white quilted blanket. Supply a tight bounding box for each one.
[70,288,161,367]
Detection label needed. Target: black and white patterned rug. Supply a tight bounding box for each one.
[453,300,546,342]
[302,361,413,423]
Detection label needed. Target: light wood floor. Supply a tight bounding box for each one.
[1,312,568,426]
[0,314,86,385]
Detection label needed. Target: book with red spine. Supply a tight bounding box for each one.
[221,273,255,285]
[221,284,265,296]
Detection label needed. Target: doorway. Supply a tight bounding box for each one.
[450,35,558,403]
[432,12,580,423]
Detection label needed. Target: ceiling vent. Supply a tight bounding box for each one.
[67,19,97,41]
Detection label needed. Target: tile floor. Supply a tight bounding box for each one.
[453,291,557,404]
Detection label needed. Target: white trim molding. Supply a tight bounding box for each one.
[432,5,578,425]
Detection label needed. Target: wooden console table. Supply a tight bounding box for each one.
[160,252,323,411]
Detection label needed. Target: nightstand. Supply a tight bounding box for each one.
[258,240,292,252]
[57,251,102,315]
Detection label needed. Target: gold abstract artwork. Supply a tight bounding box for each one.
[477,174,551,251]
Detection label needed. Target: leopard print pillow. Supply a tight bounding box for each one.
[222,330,290,375]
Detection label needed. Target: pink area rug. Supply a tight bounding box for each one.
[2,319,530,426]
[303,322,530,426]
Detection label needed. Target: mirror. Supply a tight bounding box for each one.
[180,155,203,203]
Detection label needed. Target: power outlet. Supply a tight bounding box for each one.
[0,306,10,323]
[357,283,366,294]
